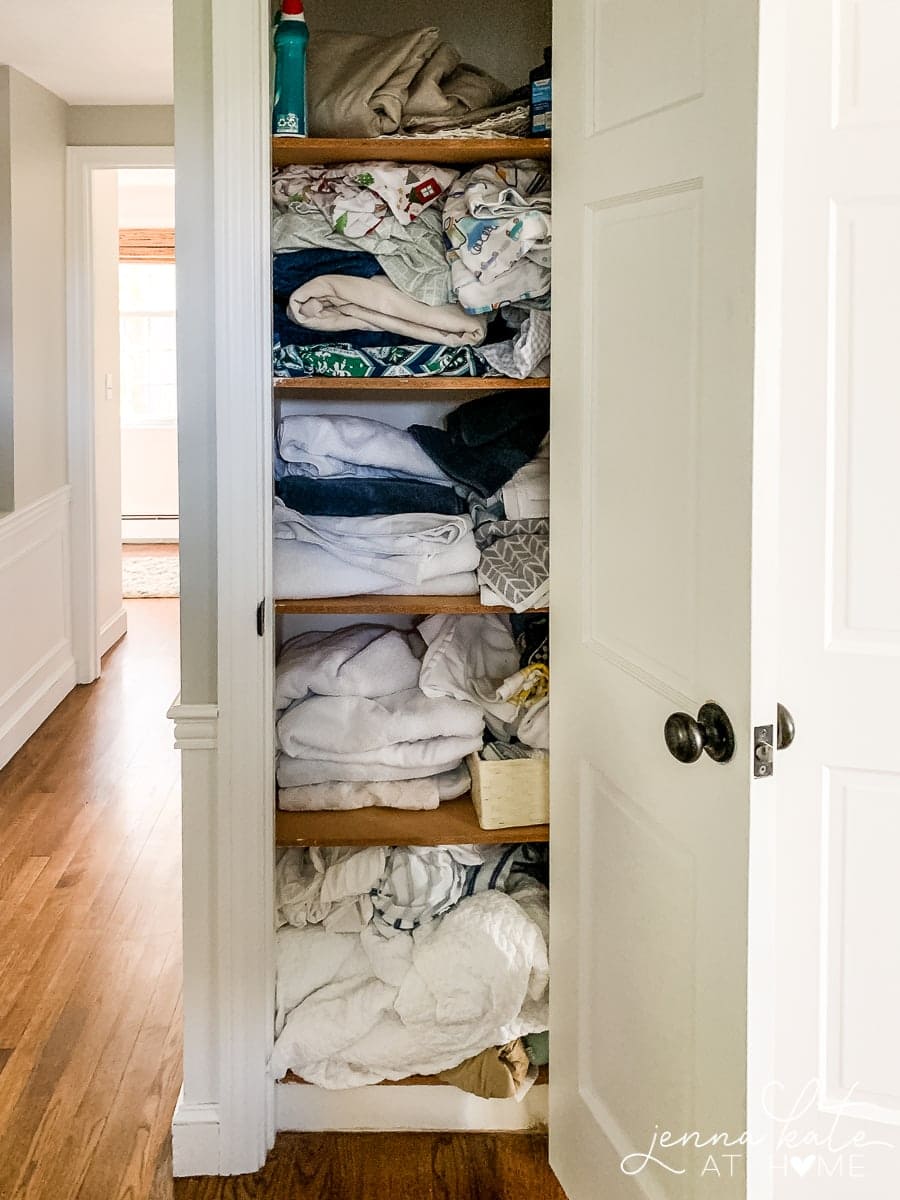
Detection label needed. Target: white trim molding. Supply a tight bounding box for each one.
[0,486,76,768]
[66,144,175,685]
[99,607,128,658]
[172,1093,223,1178]
[168,697,219,750]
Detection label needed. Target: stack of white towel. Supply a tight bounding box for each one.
[273,414,479,599]
[276,616,541,811]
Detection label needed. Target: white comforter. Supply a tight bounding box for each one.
[272,883,549,1087]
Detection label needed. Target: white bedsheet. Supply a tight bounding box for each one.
[277,763,470,812]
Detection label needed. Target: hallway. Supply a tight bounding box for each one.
[0,601,182,1200]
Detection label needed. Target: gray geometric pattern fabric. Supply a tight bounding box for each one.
[475,518,549,611]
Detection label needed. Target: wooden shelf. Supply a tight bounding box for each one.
[274,376,550,394]
[275,793,549,847]
[275,594,548,616]
[281,1067,549,1087]
[272,136,551,167]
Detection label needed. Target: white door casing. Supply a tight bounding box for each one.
[773,0,900,1194]
[549,2,779,1197]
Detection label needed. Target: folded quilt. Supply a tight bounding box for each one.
[481,306,551,379]
[277,764,470,813]
[273,341,488,379]
[443,162,552,313]
[288,273,488,348]
[306,28,509,139]
[275,476,466,518]
[476,519,550,613]
[271,887,549,1087]
[275,625,422,712]
[272,201,453,308]
[408,391,550,497]
[278,413,452,484]
[277,689,484,758]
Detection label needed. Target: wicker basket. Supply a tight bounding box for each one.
[467,752,549,831]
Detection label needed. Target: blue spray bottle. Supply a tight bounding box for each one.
[273,0,309,137]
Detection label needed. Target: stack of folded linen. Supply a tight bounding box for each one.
[272,840,549,1091]
[275,625,484,807]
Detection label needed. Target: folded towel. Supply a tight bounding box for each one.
[277,748,480,787]
[273,340,489,379]
[278,413,452,484]
[289,274,488,347]
[274,539,478,599]
[275,477,466,517]
[306,28,509,139]
[277,764,471,813]
[475,518,550,613]
[275,626,423,712]
[408,391,550,497]
[501,437,549,519]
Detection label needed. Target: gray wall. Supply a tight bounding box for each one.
[68,105,175,146]
[173,0,217,704]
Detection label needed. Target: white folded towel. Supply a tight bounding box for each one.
[275,626,422,712]
[289,274,488,347]
[277,752,477,787]
[277,764,470,812]
[278,414,451,483]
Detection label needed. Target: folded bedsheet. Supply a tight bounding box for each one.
[277,763,471,813]
[275,476,466,518]
[276,754,474,787]
[288,273,488,348]
[272,883,549,1087]
[305,28,509,139]
[442,162,552,314]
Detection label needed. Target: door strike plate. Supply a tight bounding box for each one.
[753,724,774,778]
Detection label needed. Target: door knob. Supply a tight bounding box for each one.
[777,702,795,750]
[664,702,736,764]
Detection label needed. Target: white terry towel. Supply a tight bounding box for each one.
[277,764,470,812]
[275,626,422,713]
[277,751,476,788]
[288,275,488,348]
[278,689,483,759]
[278,414,451,483]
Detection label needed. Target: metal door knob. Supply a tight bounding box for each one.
[777,702,795,750]
[664,701,736,764]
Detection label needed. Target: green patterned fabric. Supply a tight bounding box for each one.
[273,341,488,379]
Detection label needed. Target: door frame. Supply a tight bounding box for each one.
[66,144,175,684]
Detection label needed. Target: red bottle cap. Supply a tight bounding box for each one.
[282,0,304,13]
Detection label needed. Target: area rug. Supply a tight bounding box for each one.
[122,553,180,598]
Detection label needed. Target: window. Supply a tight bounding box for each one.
[119,262,177,428]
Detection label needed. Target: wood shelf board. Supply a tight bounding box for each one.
[275,595,549,616]
[281,1067,548,1087]
[275,794,549,848]
[272,136,551,167]
[274,376,550,394]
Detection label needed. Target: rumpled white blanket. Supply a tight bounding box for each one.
[277,688,484,759]
[276,846,386,934]
[272,884,549,1086]
[275,625,423,713]
[277,414,451,483]
[273,500,479,598]
[418,614,522,735]
[288,274,487,348]
[277,763,470,812]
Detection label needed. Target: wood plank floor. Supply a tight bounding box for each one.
[0,599,182,1200]
[174,1132,565,1200]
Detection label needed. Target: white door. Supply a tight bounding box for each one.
[772,0,900,1194]
[550,2,777,1196]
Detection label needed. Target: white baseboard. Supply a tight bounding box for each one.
[122,516,179,542]
[99,606,128,657]
[0,487,75,769]
[172,1094,222,1177]
[275,1082,548,1133]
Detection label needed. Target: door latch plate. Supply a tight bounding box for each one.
[753,724,774,778]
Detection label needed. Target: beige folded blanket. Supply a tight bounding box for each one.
[289,274,488,347]
[307,28,510,138]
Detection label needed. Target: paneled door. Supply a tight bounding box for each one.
[773,0,900,1195]
[550,1,776,1197]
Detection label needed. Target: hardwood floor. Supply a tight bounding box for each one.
[0,600,182,1200]
[174,1132,565,1200]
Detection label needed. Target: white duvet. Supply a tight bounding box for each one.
[272,883,549,1088]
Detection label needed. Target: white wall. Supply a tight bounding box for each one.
[92,170,126,654]
[67,105,175,147]
[0,66,75,766]
[118,167,176,226]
